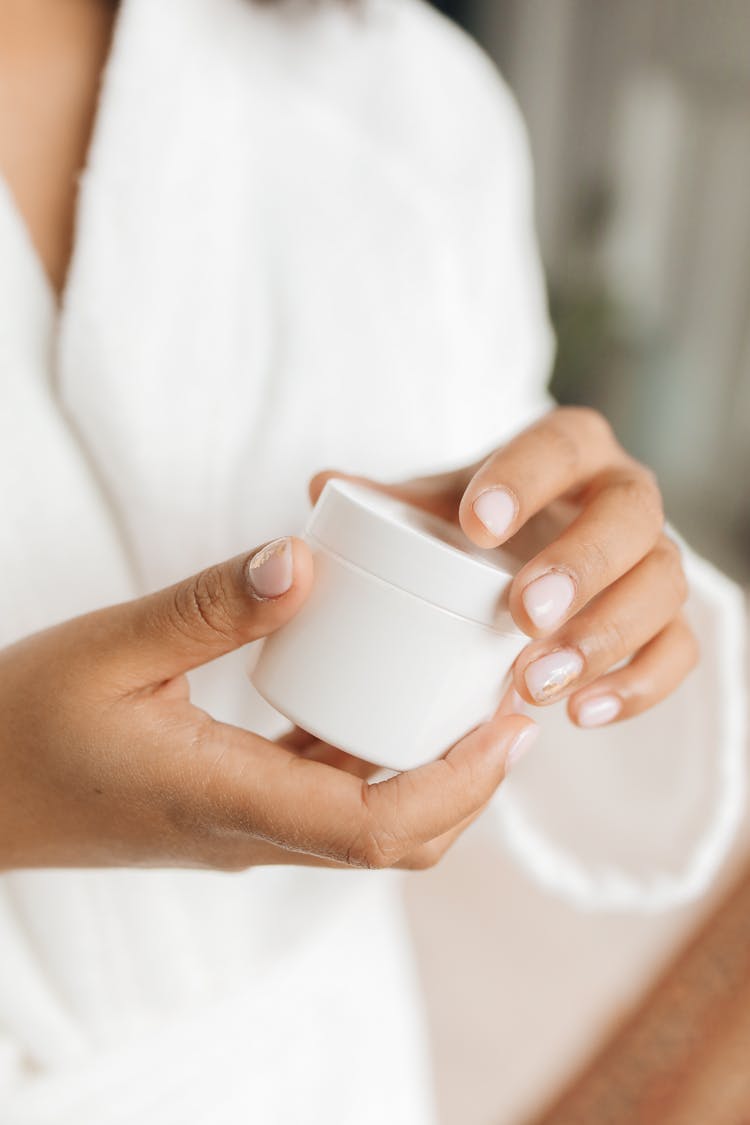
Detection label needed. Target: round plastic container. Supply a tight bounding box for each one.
[250,479,528,771]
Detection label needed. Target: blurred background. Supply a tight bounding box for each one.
[402,8,750,1122]
[432,0,750,582]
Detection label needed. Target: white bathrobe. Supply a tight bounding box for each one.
[0,0,745,1121]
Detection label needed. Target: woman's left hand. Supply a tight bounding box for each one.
[310,406,700,729]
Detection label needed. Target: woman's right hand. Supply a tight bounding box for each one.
[0,537,537,873]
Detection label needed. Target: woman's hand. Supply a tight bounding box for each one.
[0,538,535,872]
[311,406,699,729]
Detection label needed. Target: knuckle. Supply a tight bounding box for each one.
[348,827,398,870]
[542,412,584,472]
[639,462,663,504]
[440,744,475,794]
[594,617,631,662]
[605,469,664,528]
[612,475,643,505]
[344,785,404,870]
[563,405,614,446]
[637,469,665,525]
[172,566,234,642]
[656,539,689,603]
[575,535,612,584]
[625,472,657,511]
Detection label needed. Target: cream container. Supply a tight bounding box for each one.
[250,479,528,772]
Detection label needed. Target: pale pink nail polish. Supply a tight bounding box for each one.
[524,648,584,702]
[577,694,621,728]
[505,723,540,771]
[522,572,576,630]
[247,538,293,599]
[472,488,516,539]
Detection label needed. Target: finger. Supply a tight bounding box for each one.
[514,538,689,705]
[279,679,524,784]
[396,799,494,870]
[459,407,632,547]
[209,838,354,872]
[198,712,538,869]
[509,475,665,637]
[275,726,315,752]
[275,728,382,780]
[285,681,525,790]
[567,614,700,728]
[215,817,476,871]
[396,810,479,870]
[397,688,529,870]
[494,677,528,719]
[308,465,476,525]
[294,740,381,781]
[88,537,314,687]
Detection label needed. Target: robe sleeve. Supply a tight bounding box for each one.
[436,39,749,910]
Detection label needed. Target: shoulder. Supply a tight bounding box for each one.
[240,0,534,208]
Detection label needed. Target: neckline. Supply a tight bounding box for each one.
[0,0,128,322]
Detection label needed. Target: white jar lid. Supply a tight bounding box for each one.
[306,480,525,635]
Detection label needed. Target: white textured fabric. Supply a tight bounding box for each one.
[496,540,747,911]
[0,0,744,1120]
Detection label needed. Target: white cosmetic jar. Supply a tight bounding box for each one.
[250,480,528,772]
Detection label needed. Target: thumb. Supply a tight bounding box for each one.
[308,468,368,506]
[309,467,473,524]
[308,469,425,509]
[97,536,314,686]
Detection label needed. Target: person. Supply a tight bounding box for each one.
[0,1,742,1121]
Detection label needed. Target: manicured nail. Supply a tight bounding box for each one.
[524,648,584,702]
[522,571,576,630]
[247,538,293,599]
[472,487,516,539]
[505,723,540,771]
[577,694,621,728]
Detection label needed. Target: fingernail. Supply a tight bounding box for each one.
[472,488,516,539]
[577,694,621,728]
[522,571,576,630]
[505,723,540,771]
[524,648,584,702]
[247,538,293,599]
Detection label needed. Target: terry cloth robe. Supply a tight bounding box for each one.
[0,0,745,1121]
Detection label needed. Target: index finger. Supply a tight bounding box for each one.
[459,407,627,547]
[204,713,537,868]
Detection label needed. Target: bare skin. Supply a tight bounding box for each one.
[313,409,699,727]
[0,1,534,873]
[0,0,116,296]
[0,1,697,873]
[0,541,532,871]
